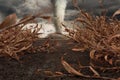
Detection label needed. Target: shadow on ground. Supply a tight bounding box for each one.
[0,38,119,80]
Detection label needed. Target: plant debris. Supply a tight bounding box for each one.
[0,4,120,80]
[0,13,41,60]
[67,10,120,65]
[64,10,120,79]
[61,56,117,80]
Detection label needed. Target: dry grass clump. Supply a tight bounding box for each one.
[0,14,41,60]
[68,11,120,66]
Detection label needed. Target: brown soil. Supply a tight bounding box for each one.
[0,37,119,80]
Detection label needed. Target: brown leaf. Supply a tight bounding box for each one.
[108,59,113,65]
[72,47,85,52]
[0,13,17,29]
[61,57,85,77]
[90,50,96,60]
[15,44,32,53]
[54,71,64,76]
[104,54,109,62]
[20,14,38,24]
[89,66,100,76]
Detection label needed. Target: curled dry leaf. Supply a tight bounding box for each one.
[90,50,96,60]
[104,54,109,62]
[104,54,114,65]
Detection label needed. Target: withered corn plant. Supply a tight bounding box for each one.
[0,13,41,60]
